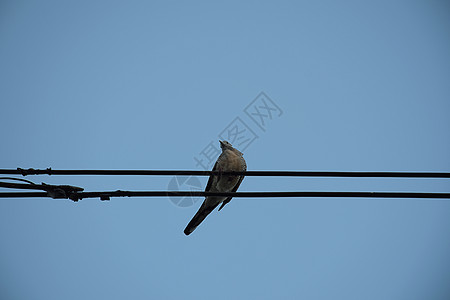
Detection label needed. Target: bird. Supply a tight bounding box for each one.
[184,140,247,235]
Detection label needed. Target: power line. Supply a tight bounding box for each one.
[1,169,448,201]
[1,191,449,201]
[1,168,449,178]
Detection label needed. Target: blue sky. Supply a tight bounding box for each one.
[1,1,449,299]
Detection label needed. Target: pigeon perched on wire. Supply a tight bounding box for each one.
[184,140,247,235]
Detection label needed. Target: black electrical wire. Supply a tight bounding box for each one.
[1,168,449,178]
[1,191,449,201]
[1,169,449,201]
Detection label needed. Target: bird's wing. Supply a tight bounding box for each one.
[204,160,219,192]
[184,161,220,236]
[217,175,244,211]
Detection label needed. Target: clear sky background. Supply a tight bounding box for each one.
[1,1,449,299]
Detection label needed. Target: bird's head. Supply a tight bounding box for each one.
[219,140,233,150]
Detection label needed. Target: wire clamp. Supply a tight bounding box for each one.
[41,183,84,201]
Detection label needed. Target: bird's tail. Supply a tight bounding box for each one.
[184,200,219,235]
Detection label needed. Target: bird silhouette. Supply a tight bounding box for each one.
[184,140,247,235]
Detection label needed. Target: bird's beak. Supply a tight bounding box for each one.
[219,140,224,145]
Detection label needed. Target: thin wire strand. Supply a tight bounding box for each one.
[1,168,449,178]
[0,177,36,185]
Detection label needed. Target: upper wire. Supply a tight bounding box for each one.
[0,168,449,178]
